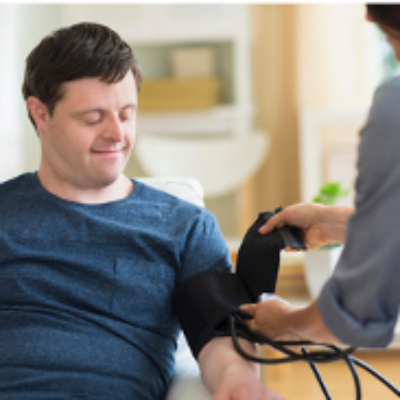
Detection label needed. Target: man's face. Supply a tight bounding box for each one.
[33,71,137,193]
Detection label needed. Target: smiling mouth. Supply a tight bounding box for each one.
[92,145,127,154]
[94,149,123,154]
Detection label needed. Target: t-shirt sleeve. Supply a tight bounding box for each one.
[178,209,232,284]
[318,78,400,347]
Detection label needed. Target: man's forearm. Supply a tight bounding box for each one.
[197,337,259,394]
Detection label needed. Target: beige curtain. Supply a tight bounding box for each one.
[240,4,299,234]
[239,4,379,235]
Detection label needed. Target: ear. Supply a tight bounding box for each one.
[27,96,50,133]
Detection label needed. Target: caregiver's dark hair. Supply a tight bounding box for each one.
[22,22,142,128]
[367,4,400,31]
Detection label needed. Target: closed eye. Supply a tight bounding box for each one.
[120,106,136,123]
[78,111,103,126]
[85,118,102,126]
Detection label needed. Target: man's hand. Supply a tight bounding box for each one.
[213,365,284,400]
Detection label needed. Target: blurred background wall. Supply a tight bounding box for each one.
[0,4,387,241]
[248,4,380,225]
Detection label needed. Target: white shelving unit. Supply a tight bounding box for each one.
[61,4,254,136]
[61,5,268,236]
[0,5,25,182]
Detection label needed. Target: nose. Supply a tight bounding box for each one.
[102,113,125,142]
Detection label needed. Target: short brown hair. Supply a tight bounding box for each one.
[22,22,142,127]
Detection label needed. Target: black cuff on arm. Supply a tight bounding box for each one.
[172,210,305,359]
[173,270,252,359]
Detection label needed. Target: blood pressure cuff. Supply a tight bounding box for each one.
[173,209,306,358]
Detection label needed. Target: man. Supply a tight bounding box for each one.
[241,5,400,349]
[0,22,276,399]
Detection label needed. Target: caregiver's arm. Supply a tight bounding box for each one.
[260,204,354,250]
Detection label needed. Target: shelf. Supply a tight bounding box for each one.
[62,4,253,137]
[137,105,254,135]
[62,5,249,44]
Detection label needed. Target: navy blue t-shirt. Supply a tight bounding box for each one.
[0,173,232,399]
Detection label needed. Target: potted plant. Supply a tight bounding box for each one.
[304,182,350,298]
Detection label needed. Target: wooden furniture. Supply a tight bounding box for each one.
[229,246,400,398]
[262,348,400,399]
[62,4,255,135]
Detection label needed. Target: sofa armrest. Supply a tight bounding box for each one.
[165,334,211,400]
[165,373,211,400]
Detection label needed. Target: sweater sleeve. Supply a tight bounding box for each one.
[318,77,400,347]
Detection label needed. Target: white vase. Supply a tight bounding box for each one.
[304,246,343,299]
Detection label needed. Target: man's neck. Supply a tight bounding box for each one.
[36,172,134,204]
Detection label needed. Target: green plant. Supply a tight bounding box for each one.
[313,182,350,206]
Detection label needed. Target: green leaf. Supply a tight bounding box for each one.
[313,182,350,205]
